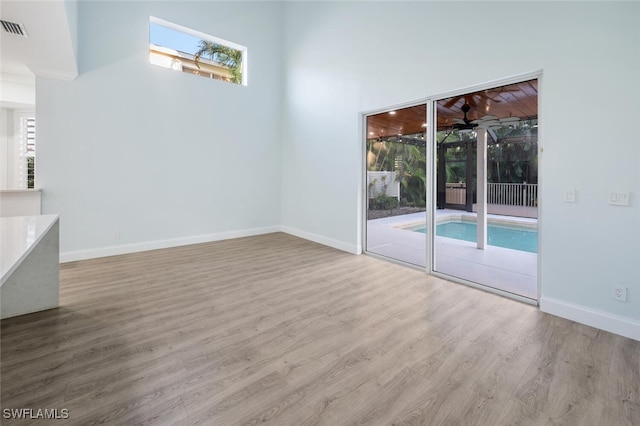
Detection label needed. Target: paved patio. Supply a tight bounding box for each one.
[366,209,537,300]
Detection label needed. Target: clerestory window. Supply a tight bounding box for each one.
[149,17,247,86]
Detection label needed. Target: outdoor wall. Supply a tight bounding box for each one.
[280,1,639,338]
[37,1,283,259]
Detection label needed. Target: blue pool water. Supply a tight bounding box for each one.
[415,221,537,253]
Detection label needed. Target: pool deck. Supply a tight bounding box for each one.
[366,209,537,300]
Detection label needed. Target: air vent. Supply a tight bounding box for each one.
[1,20,28,37]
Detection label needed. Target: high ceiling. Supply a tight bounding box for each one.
[367,79,538,139]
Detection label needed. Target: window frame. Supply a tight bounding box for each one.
[149,16,248,86]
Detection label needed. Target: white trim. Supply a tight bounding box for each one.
[425,99,435,273]
[360,111,368,257]
[430,69,543,103]
[0,188,41,193]
[357,111,365,255]
[536,73,544,301]
[366,251,429,273]
[280,225,359,255]
[150,16,246,53]
[27,66,77,81]
[61,225,360,263]
[361,97,429,119]
[432,271,538,306]
[60,226,280,263]
[540,296,640,341]
[361,100,429,266]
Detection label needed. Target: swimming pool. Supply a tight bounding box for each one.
[414,221,537,253]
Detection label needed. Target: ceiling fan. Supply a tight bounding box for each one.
[444,92,499,109]
[442,85,522,109]
[451,103,520,131]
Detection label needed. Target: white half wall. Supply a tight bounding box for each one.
[280,1,640,338]
[37,1,283,255]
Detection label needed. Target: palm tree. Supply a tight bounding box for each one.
[397,144,427,207]
[193,40,242,84]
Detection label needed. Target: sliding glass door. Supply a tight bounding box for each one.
[363,77,539,301]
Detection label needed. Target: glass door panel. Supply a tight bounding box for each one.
[365,104,427,267]
[433,80,539,300]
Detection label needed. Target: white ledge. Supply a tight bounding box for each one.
[0,188,42,193]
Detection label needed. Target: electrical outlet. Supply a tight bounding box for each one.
[612,286,627,302]
[114,231,120,241]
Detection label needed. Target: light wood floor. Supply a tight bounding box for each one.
[1,233,638,425]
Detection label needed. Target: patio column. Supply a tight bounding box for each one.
[465,140,474,212]
[476,127,488,249]
[437,143,446,209]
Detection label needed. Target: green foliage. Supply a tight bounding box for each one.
[367,119,538,210]
[367,138,426,208]
[445,164,465,183]
[397,145,426,207]
[487,119,538,183]
[27,156,35,189]
[438,131,475,185]
[437,119,538,185]
[194,41,243,84]
[487,142,537,184]
[369,194,398,210]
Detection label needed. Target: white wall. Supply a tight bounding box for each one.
[281,1,640,337]
[37,1,283,258]
[64,0,79,65]
[0,109,8,189]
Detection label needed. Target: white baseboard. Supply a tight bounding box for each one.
[540,296,640,341]
[60,226,281,263]
[58,230,639,342]
[280,225,359,254]
[60,225,359,262]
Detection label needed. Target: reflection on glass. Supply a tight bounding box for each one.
[434,80,538,299]
[365,104,427,267]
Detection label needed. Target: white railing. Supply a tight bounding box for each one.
[445,183,538,207]
[488,183,538,207]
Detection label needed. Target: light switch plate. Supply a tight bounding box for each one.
[608,192,630,206]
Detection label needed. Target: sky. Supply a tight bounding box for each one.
[150,23,202,54]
